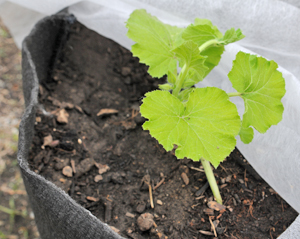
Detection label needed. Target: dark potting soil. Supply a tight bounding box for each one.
[28,21,298,239]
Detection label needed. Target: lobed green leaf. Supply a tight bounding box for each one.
[140,88,241,168]
[177,88,193,102]
[201,46,224,77]
[182,22,244,77]
[239,124,254,144]
[126,9,183,78]
[228,52,286,143]
[182,19,222,45]
[159,83,173,91]
[167,71,177,85]
[222,28,245,45]
[193,18,223,36]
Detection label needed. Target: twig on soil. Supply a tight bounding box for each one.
[230,233,239,239]
[199,230,214,236]
[148,183,154,208]
[70,159,76,173]
[245,199,257,219]
[150,185,155,209]
[195,195,205,200]
[195,181,209,197]
[191,203,201,209]
[209,216,217,237]
[190,166,204,172]
[106,195,113,202]
[142,175,154,208]
[131,109,139,119]
[0,185,26,195]
[219,164,228,173]
[244,169,248,187]
[153,178,165,191]
[269,227,275,239]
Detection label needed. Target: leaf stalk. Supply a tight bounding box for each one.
[201,158,222,204]
[198,39,220,52]
[228,92,242,97]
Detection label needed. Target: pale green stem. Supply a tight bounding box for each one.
[0,205,15,215]
[0,205,24,216]
[198,39,220,52]
[172,64,189,97]
[201,158,222,204]
[228,92,242,97]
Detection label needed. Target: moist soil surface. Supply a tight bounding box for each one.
[28,21,298,239]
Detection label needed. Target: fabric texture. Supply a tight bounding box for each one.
[20,13,125,239]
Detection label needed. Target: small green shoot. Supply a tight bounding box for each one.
[0,230,7,239]
[126,9,285,204]
[0,200,27,233]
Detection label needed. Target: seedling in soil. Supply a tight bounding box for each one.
[126,9,285,204]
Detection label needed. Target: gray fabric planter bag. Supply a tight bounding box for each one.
[20,13,124,239]
[19,13,299,239]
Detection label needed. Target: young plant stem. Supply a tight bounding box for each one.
[172,64,188,97]
[201,158,222,204]
[228,92,242,97]
[198,39,220,52]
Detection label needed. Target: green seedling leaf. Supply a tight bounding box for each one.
[228,52,286,143]
[200,45,225,78]
[239,124,254,144]
[140,88,241,168]
[182,22,222,46]
[222,28,245,44]
[177,88,193,102]
[167,71,177,84]
[173,40,209,87]
[182,22,244,77]
[159,83,173,91]
[193,18,223,35]
[126,9,183,78]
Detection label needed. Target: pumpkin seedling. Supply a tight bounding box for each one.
[126,9,285,204]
